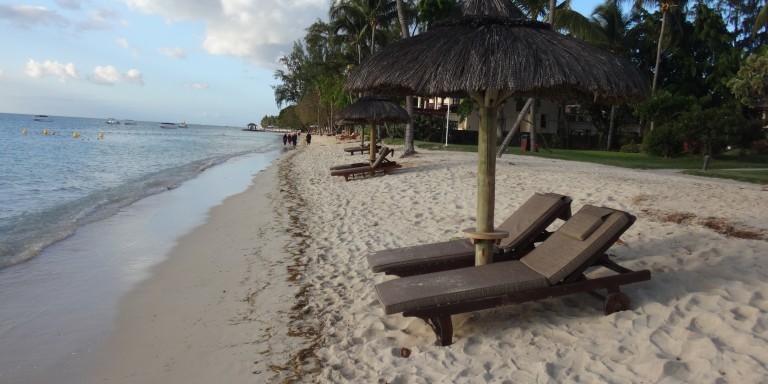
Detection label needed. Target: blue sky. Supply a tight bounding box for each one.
[0,0,602,127]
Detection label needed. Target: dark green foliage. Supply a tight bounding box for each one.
[643,125,683,158]
[620,141,642,153]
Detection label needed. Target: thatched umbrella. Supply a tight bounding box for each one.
[346,1,649,266]
[336,95,411,163]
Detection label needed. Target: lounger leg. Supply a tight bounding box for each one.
[426,316,453,346]
[604,288,631,315]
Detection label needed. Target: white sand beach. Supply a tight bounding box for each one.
[86,134,767,383]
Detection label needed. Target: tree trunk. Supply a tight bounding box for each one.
[650,9,668,132]
[607,105,616,151]
[529,101,538,152]
[496,102,506,139]
[395,0,416,156]
[497,98,534,157]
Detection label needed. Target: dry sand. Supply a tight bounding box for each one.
[87,134,768,383]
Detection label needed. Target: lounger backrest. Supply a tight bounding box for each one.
[371,147,390,168]
[520,205,633,285]
[496,193,571,249]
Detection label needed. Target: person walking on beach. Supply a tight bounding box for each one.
[282,134,288,146]
[291,133,297,147]
[306,132,312,145]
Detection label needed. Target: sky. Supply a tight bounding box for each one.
[0,0,602,127]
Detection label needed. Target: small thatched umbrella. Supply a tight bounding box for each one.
[346,1,649,266]
[336,95,411,163]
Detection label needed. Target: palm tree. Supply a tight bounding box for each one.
[590,0,632,150]
[395,0,417,156]
[631,0,689,131]
[331,0,399,60]
[755,0,768,36]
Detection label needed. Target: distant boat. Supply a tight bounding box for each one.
[33,115,53,122]
[106,118,120,125]
[178,121,188,128]
[159,122,177,129]
[123,120,137,125]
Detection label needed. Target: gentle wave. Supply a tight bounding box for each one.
[0,113,283,269]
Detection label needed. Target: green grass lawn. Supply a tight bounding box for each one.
[379,138,768,184]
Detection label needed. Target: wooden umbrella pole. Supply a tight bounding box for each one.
[475,101,497,265]
[369,123,376,164]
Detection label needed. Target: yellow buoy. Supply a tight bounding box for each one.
[43,129,49,135]
[98,132,104,140]
[22,129,27,135]
[73,132,80,138]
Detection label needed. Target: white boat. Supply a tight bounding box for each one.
[33,115,53,122]
[178,121,188,128]
[106,118,120,125]
[159,122,177,129]
[123,120,137,125]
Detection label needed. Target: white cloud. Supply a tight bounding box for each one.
[90,65,144,86]
[76,9,118,31]
[124,69,144,85]
[55,0,82,11]
[116,38,141,57]
[120,0,329,69]
[158,47,186,59]
[184,82,209,90]
[25,59,79,81]
[0,4,69,28]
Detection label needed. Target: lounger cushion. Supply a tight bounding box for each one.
[367,239,475,273]
[497,193,569,249]
[520,206,630,284]
[558,213,602,241]
[375,262,548,315]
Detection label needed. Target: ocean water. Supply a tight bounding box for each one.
[0,113,281,269]
[0,113,284,383]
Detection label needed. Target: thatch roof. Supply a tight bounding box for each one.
[336,95,411,124]
[346,18,649,105]
[464,0,524,18]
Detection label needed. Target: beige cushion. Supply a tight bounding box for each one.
[558,213,603,240]
[367,239,475,273]
[497,193,568,249]
[521,206,630,284]
[375,261,548,314]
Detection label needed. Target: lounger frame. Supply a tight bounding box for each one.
[397,213,651,346]
[378,196,572,277]
[331,147,401,181]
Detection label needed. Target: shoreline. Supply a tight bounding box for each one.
[83,151,311,383]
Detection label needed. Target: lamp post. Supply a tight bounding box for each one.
[444,98,451,147]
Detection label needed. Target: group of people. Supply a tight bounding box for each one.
[282,132,312,147]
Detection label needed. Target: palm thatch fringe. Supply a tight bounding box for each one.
[336,95,411,124]
[346,18,649,105]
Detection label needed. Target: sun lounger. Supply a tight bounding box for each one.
[344,144,382,155]
[367,193,572,277]
[374,205,651,346]
[336,132,360,141]
[330,147,401,181]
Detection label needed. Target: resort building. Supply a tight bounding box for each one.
[414,96,641,149]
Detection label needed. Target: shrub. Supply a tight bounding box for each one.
[752,140,768,154]
[643,125,684,158]
[620,141,642,153]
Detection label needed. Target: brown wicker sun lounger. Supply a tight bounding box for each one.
[367,193,572,277]
[330,147,401,181]
[374,205,651,346]
[343,144,382,155]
